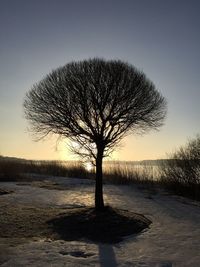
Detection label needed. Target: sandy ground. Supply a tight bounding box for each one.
[0,177,200,266]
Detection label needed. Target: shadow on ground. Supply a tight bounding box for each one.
[48,206,151,244]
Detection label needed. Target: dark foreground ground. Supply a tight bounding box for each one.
[0,178,200,266]
[0,190,151,244]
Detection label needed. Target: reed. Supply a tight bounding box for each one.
[0,158,88,181]
[102,161,156,185]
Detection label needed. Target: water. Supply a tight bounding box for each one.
[102,161,162,180]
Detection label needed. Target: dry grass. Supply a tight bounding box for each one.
[0,158,88,181]
[159,136,200,200]
[102,161,156,185]
[1,141,200,202]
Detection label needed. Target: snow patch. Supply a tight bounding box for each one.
[0,178,200,266]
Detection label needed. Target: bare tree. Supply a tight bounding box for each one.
[24,58,167,210]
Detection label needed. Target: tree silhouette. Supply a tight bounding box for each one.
[24,58,167,210]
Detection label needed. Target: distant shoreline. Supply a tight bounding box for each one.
[0,155,167,166]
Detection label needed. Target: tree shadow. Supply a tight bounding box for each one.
[47,206,151,243]
[98,244,118,267]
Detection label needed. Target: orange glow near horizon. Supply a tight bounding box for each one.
[1,1,200,165]
[1,126,191,162]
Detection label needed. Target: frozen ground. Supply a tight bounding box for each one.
[0,177,200,267]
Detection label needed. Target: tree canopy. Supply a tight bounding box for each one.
[24,58,167,210]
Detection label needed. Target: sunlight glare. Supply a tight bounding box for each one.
[84,162,93,172]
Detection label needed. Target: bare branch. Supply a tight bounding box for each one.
[24,58,167,162]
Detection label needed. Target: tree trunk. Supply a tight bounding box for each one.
[95,145,104,211]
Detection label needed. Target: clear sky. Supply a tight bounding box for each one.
[0,0,200,161]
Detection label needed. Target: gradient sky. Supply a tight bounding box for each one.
[0,0,200,161]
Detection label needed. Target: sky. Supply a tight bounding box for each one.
[0,0,200,161]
